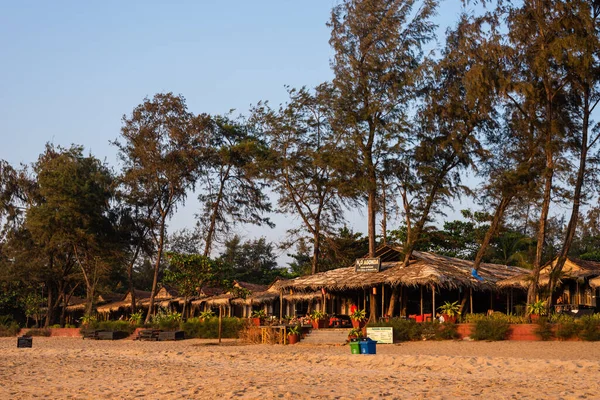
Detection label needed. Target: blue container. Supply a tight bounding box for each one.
[359,338,377,354]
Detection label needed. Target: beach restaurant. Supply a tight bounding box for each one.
[199,245,531,321]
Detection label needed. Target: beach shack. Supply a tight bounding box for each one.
[497,257,600,312]
[271,245,530,321]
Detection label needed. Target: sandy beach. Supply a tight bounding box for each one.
[1,338,599,399]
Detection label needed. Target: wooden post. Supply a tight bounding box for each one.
[431,284,435,318]
[279,290,283,323]
[420,286,423,315]
[381,285,385,317]
[470,288,473,314]
[218,305,223,345]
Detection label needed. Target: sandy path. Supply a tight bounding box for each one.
[1,338,599,399]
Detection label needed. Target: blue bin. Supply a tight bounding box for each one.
[359,338,377,354]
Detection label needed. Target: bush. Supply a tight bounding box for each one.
[368,318,458,341]
[27,328,51,337]
[437,323,459,340]
[555,319,580,340]
[0,323,21,337]
[471,319,510,341]
[182,317,246,339]
[152,308,182,330]
[534,318,554,341]
[578,317,600,341]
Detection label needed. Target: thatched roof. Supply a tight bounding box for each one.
[497,258,600,289]
[272,246,527,292]
[282,291,322,302]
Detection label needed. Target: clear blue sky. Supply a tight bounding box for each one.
[0,1,471,260]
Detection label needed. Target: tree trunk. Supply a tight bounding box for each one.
[369,292,377,323]
[473,195,513,272]
[386,286,398,317]
[204,167,230,257]
[367,186,377,257]
[127,243,141,313]
[546,87,591,310]
[44,282,53,328]
[146,218,167,323]
[311,225,320,275]
[528,145,554,305]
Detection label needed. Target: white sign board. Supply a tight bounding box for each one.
[366,327,393,344]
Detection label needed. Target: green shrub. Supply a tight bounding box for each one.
[534,318,554,341]
[152,308,182,330]
[27,328,51,337]
[182,317,246,339]
[437,323,459,340]
[0,323,21,337]
[555,319,580,340]
[471,319,510,341]
[368,318,458,341]
[578,317,600,341]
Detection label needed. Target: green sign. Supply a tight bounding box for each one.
[366,327,393,344]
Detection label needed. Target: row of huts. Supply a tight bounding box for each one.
[66,245,600,322]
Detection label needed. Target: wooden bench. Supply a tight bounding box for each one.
[158,330,185,341]
[136,329,161,341]
[82,329,102,340]
[97,331,128,340]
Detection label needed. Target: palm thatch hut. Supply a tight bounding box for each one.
[272,245,529,319]
[195,281,279,317]
[497,257,600,311]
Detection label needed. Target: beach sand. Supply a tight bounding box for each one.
[1,337,599,399]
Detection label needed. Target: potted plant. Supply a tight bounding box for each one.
[438,301,461,324]
[287,325,301,344]
[527,300,547,322]
[350,309,367,329]
[199,310,215,322]
[309,310,327,329]
[347,327,363,341]
[251,309,267,326]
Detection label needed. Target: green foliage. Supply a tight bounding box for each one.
[287,325,301,336]
[534,317,554,341]
[555,319,581,340]
[181,317,246,339]
[152,308,182,330]
[218,236,289,285]
[369,318,458,342]
[79,314,97,328]
[527,301,547,316]
[438,301,461,317]
[0,315,20,337]
[251,309,266,318]
[350,309,366,321]
[97,320,137,334]
[199,310,216,320]
[128,311,144,326]
[348,327,363,338]
[309,310,326,320]
[471,319,510,341]
[164,253,223,299]
[577,317,600,342]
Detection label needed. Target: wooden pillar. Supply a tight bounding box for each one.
[420,286,423,315]
[470,288,473,314]
[432,284,435,317]
[363,289,367,310]
[490,291,493,311]
[279,290,283,323]
[381,285,385,317]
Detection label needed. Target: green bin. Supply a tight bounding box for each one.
[349,339,360,354]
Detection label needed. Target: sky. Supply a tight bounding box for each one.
[0,1,475,263]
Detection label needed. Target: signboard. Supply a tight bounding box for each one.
[355,257,381,273]
[366,327,393,344]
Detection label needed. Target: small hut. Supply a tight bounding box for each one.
[497,257,600,312]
